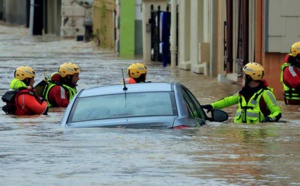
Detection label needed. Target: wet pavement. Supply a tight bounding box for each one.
[0,22,300,186]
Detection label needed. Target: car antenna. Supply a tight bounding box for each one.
[122,69,128,91]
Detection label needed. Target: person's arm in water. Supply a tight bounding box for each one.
[262,90,282,122]
[211,93,240,109]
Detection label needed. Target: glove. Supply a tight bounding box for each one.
[202,104,213,112]
[263,117,273,122]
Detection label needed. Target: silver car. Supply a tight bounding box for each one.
[60,82,228,129]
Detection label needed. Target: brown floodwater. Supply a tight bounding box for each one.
[0,22,299,186]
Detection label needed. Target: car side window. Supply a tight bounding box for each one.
[181,85,206,120]
[184,99,196,118]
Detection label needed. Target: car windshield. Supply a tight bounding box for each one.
[68,92,177,123]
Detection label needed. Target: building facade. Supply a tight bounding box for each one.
[0,0,92,38]
[93,0,144,58]
[174,0,300,100]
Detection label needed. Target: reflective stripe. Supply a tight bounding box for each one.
[246,112,259,117]
[60,86,66,99]
[284,93,300,100]
[21,94,25,110]
[235,111,241,117]
[124,78,136,84]
[250,99,257,105]
[265,91,278,106]
[288,66,297,77]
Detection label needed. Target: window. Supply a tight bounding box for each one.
[68,92,177,123]
[181,85,206,120]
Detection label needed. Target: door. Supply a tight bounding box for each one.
[225,0,250,76]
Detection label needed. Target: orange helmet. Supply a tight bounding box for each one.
[243,62,264,80]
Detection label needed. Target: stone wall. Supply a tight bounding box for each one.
[61,0,93,38]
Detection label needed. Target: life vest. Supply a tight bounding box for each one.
[2,79,28,114]
[2,89,19,114]
[34,72,57,98]
[280,62,300,104]
[234,88,271,124]
[3,78,47,115]
[123,78,152,84]
[124,78,137,84]
[2,88,35,115]
[44,81,77,107]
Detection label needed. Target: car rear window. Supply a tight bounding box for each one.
[68,92,177,122]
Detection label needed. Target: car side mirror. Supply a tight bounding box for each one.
[210,109,228,122]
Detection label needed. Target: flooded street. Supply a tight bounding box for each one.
[1,22,300,186]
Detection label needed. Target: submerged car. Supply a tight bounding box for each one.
[60,82,228,129]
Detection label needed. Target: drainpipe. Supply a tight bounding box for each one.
[43,0,46,35]
[29,0,34,35]
[170,0,177,67]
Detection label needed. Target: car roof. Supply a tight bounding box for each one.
[77,82,179,97]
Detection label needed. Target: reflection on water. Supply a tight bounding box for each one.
[1,23,300,185]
